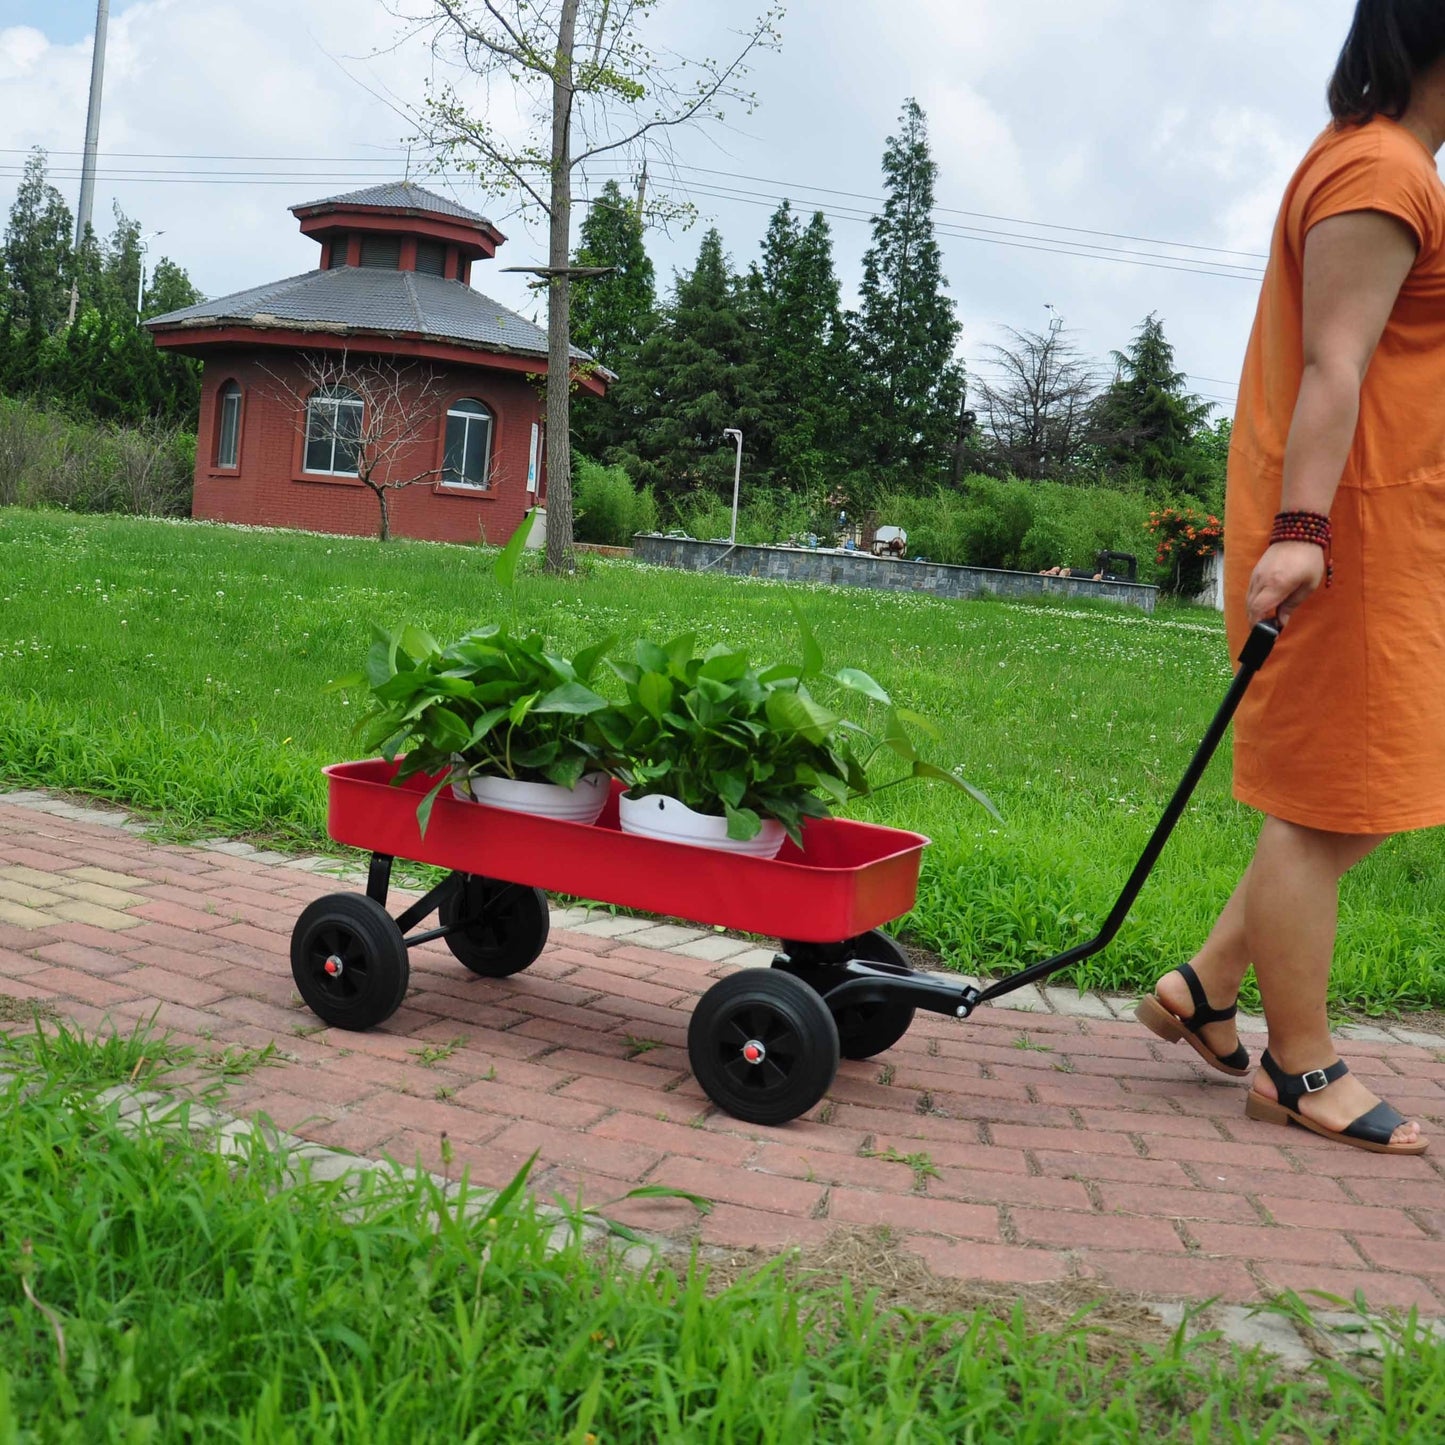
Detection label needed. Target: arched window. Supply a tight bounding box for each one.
[443,398,493,489]
[304,385,364,476]
[215,380,242,469]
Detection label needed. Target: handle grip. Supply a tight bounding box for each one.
[1237,617,1281,672]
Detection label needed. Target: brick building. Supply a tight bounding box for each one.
[146,183,605,544]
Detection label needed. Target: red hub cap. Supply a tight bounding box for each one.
[324,954,344,978]
[741,1040,766,1065]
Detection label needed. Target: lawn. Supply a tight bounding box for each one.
[2,507,1443,1013]
[2,1018,1442,1442]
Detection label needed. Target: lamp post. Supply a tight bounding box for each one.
[136,229,164,319]
[722,427,743,544]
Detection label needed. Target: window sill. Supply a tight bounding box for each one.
[205,468,242,479]
[294,471,365,487]
[434,482,497,499]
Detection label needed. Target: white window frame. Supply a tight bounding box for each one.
[443,399,493,490]
[527,421,540,494]
[216,382,242,469]
[303,388,364,477]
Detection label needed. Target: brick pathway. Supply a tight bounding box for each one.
[2,792,1443,1314]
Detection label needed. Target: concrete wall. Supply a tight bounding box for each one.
[632,536,1159,613]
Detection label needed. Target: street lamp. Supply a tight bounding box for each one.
[136,229,164,318]
[722,427,743,544]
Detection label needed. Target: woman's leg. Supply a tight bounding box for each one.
[1245,816,1423,1147]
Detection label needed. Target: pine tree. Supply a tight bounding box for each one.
[1090,313,1213,492]
[850,99,964,493]
[2,148,74,333]
[747,203,848,490]
[609,228,765,499]
[569,180,655,460]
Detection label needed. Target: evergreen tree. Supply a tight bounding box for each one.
[746,203,848,490]
[849,99,964,494]
[1090,313,1213,492]
[609,228,765,499]
[569,180,655,460]
[3,148,74,333]
[143,257,203,320]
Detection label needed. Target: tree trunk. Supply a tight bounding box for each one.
[370,481,391,542]
[544,0,582,574]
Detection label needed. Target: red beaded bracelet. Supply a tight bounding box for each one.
[1270,509,1333,587]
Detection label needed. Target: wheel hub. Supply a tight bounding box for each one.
[324,954,345,978]
[741,1039,766,1065]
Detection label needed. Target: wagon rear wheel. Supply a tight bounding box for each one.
[777,929,917,1061]
[438,873,550,978]
[291,893,409,1031]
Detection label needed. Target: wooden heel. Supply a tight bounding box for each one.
[1136,994,1185,1043]
[1244,1092,1291,1126]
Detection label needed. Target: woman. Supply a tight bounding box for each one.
[1137,0,1445,1155]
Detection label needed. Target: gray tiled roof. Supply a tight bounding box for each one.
[293,182,491,225]
[146,267,596,366]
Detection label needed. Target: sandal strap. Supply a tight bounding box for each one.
[1174,962,1239,1028]
[1259,1049,1349,1111]
[1344,1099,1409,1147]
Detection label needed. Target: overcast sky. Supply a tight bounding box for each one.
[2,0,1370,416]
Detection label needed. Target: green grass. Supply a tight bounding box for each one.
[2,508,1444,1012]
[3,1020,1444,1442]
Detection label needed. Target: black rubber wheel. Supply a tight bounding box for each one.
[438,873,550,978]
[688,969,840,1126]
[291,893,409,1031]
[777,929,917,1061]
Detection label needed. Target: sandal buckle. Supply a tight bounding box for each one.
[1300,1068,1330,1094]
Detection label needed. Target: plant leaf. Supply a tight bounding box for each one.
[835,667,892,705]
[399,625,440,664]
[493,509,532,592]
[910,760,1002,819]
[723,802,762,841]
[637,671,673,721]
[414,774,451,837]
[534,681,609,715]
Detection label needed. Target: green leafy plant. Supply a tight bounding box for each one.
[598,610,996,846]
[341,512,617,830]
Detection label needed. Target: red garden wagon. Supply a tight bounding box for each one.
[290,622,1280,1126]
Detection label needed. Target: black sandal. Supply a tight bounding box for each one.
[1135,961,1251,1077]
[1245,1049,1427,1154]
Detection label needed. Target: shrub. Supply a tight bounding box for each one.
[573,457,655,546]
[0,395,193,516]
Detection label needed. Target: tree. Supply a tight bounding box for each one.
[569,179,655,459]
[2,148,74,334]
[849,99,964,494]
[746,203,848,491]
[976,321,1098,480]
[264,352,448,541]
[142,257,203,320]
[1090,312,1213,492]
[410,0,782,572]
[608,228,766,499]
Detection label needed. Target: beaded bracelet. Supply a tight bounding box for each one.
[1270,509,1333,588]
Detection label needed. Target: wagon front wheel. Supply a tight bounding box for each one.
[291,893,409,1031]
[778,929,917,1061]
[688,969,839,1126]
[438,873,550,978]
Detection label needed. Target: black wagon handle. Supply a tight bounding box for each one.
[974,617,1281,1006]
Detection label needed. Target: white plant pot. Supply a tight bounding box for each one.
[452,770,610,825]
[618,792,786,859]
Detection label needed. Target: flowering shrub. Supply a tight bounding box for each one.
[1147,506,1222,594]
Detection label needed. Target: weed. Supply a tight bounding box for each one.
[199,1041,280,1078]
[1013,1033,1052,1052]
[877,1063,895,1085]
[410,1037,467,1068]
[434,1086,456,1101]
[623,1036,662,1059]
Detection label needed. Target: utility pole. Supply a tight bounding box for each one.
[68,0,110,326]
[634,159,647,222]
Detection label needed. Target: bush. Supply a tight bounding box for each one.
[573,457,656,546]
[0,395,193,516]
[666,486,835,547]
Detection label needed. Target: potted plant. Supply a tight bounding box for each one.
[598,614,995,857]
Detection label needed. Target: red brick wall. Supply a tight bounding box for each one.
[191,348,545,545]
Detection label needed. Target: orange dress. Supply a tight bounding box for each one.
[1225,116,1445,834]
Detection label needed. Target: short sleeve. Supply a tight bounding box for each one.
[1300,125,1441,254]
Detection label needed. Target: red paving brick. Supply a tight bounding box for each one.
[3,796,1445,1314]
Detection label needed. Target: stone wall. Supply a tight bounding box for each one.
[631,536,1159,613]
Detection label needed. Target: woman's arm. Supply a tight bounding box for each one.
[1246,209,1418,625]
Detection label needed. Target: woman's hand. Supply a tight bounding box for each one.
[1247,540,1326,626]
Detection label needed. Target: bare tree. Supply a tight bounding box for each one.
[976,322,1099,480]
[399,0,782,572]
[266,351,449,542]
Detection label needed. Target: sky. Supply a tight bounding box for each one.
[0,0,1370,417]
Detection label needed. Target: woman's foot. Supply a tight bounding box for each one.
[1249,1051,1426,1150]
[1152,962,1244,1063]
